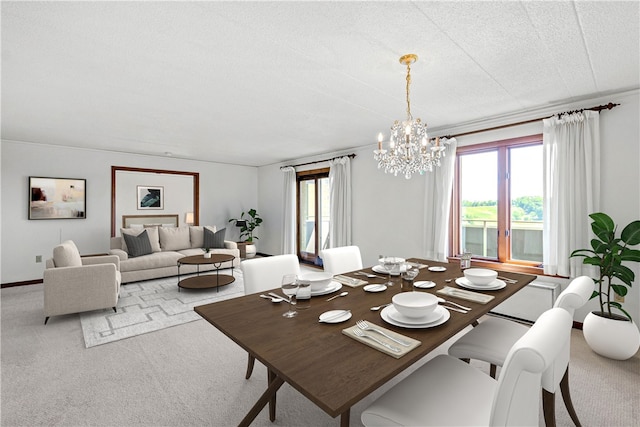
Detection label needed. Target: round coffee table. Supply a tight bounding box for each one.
[177,254,235,292]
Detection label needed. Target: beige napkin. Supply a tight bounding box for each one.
[342,323,421,358]
[333,275,367,287]
[407,261,430,269]
[437,286,494,304]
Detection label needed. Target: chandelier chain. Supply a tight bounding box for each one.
[406,62,412,120]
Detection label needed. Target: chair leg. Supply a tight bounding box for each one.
[489,363,497,379]
[245,354,256,379]
[560,366,582,427]
[44,316,49,325]
[542,389,556,427]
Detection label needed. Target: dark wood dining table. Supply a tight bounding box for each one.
[194,258,536,426]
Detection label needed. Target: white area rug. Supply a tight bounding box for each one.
[79,268,244,348]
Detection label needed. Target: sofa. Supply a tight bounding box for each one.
[109,225,240,283]
[44,240,121,324]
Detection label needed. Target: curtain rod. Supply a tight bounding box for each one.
[447,102,620,139]
[280,153,356,170]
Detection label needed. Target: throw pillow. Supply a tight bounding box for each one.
[121,227,161,253]
[53,240,82,267]
[204,227,226,249]
[122,230,153,257]
[158,226,190,251]
[189,225,217,249]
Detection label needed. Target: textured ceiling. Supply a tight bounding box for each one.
[2,1,639,167]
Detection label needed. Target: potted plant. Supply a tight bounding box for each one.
[570,212,640,360]
[229,208,263,243]
[202,247,211,259]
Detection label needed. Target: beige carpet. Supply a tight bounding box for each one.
[1,282,638,426]
[80,269,244,348]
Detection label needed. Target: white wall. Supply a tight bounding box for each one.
[1,142,258,283]
[257,90,640,322]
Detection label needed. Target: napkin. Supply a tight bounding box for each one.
[407,262,429,269]
[437,286,494,304]
[333,275,368,287]
[342,324,421,358]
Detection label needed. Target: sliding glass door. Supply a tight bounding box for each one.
[297,169,330,265]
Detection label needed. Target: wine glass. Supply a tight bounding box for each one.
[281,274,299,318]
[383,257,396,286]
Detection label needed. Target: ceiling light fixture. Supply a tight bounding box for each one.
[374,54,450,179]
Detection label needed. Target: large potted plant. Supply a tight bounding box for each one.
[570,212,640,360]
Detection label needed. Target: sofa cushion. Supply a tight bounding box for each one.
[205,227,226,249]
[122,230,153,257]
[118,251,184,273]
[159,226,191,251]
[53,240,82,267]
[189,226,217,248]
[121,227,161,253]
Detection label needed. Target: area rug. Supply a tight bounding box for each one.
[79,268,244,348]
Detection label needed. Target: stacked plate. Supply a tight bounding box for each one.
[380,305,450,329]
[311,281,343,296]
[456,268,505,290]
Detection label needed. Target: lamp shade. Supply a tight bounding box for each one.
[185,212,194,225]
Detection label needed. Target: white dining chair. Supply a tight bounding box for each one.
[447,275,593,427]
[320,246,363,275]
[361,307,573,427]
[240,254,301,379]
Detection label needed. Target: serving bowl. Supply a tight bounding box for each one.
[392,292,438,319]
[463,268,498,286]
[299,272,333,291]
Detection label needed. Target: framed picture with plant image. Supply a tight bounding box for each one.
[137,186,164,210]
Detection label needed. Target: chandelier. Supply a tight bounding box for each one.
[373,54,450,179]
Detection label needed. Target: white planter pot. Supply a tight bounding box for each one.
[583,311,640,360]
[203,252,211,259]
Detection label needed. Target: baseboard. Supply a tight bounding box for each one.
[1,279,43,288]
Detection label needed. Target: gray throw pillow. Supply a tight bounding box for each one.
[122,229,153,257]
[204,227,226,249]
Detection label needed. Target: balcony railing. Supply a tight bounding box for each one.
[462,219,543,262]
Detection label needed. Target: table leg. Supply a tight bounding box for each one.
[340,409,350,427]
[238,374,284,427]
[268,369,277,421]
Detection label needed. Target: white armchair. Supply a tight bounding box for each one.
[44,240,121,325]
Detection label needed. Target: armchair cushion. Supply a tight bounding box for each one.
[122,230,153,258]
[204,227,226,249]
[53,240,82,267]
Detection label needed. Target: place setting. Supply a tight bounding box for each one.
[379,292,450,329]
[297,271,344,296]
[455,268,506,291]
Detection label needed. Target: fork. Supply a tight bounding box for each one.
[355,272,385,279]
[356,320,411,346]
[352,328,401,352]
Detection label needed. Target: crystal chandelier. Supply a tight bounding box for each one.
[374,54,450,179]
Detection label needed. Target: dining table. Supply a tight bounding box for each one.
[194,258,536,426]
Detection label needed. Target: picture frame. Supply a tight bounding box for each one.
[137,185,164,210]
[29,176,86,220]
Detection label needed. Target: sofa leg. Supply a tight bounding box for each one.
[112,307,117,313]
[44,316,49,325]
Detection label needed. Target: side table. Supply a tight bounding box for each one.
[236,241,257,259]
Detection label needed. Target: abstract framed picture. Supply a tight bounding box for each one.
[137,185,164,210]
[29,176,86,219]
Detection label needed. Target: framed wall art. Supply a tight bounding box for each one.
[29,176,86,220]
[137,185,164,210]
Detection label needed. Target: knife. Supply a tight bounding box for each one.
[269,292,290,302]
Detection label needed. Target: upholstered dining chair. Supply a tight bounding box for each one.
[44,240,121,325]
[361,307,573,427]
[320,246,363,275]
[448,276,593,427]
[240,254,301,379]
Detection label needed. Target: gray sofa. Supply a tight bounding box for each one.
[109,225,240,283]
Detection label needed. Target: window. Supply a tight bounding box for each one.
[451,135,543,270]
[297,168,330,265]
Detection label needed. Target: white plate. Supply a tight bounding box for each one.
[427,266,447,272]
[387,305,444,325]
[381,305,450,329]
[372,264,408,276]
[318,310,352,324]
[311,281,343,296]
[363,284,387,292]
[455,277,506,291]
[413,280,436,289]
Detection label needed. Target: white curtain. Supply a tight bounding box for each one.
[281,166,296,254]
[423,138,458,261]
[328,156,352,248]
[543,111,600,277]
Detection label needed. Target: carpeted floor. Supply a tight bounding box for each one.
[1,278,638,426]
[80,269,244,347]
